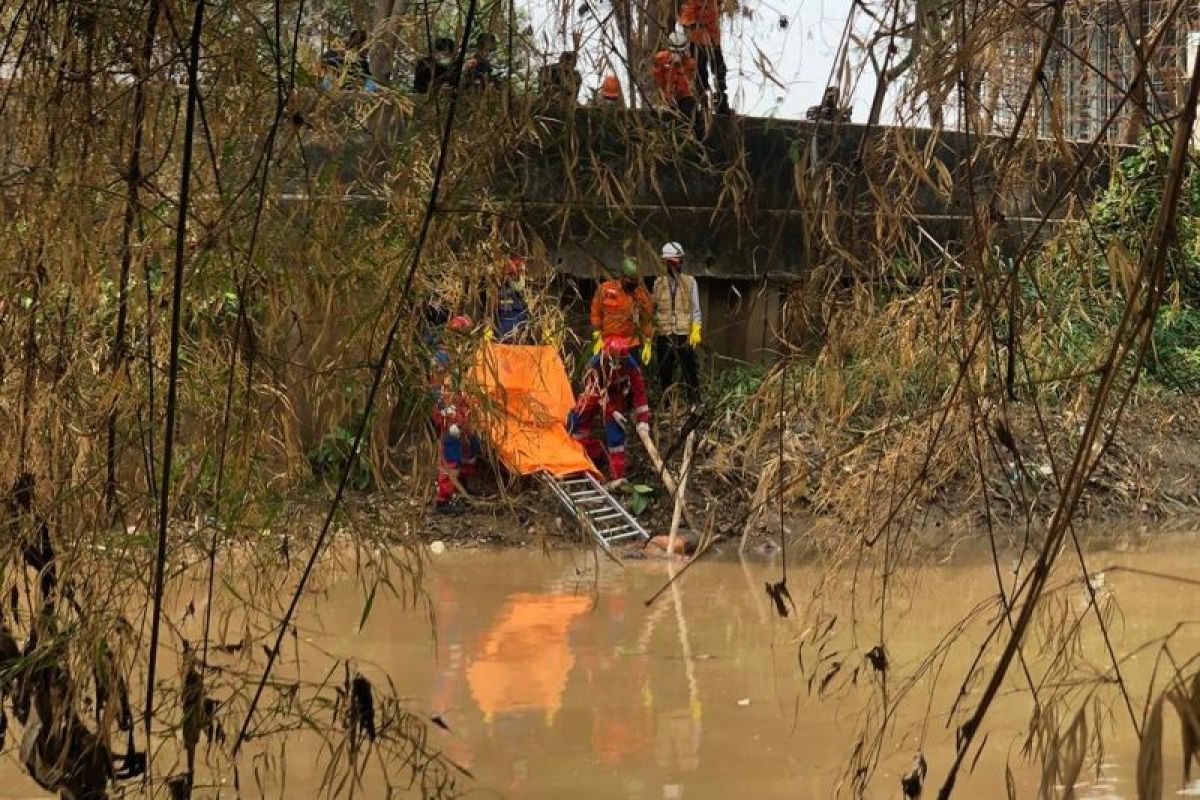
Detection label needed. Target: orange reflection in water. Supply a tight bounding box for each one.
[467,592,594,725]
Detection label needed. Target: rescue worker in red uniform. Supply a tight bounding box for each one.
[432,315,481,511]
[567,336,651,483]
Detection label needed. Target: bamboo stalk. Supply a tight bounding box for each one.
[635,421,676,494]
[145,0,206,767]
[635,421,702,534]
[667,431,696,557]
[232,0,483,754]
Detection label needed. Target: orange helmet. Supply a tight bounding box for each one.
[505,255,526,277]
[600,74,621,101]
[447,314,473,332]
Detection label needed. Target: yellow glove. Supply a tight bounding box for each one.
[688,322,702,347]
[483,326,495,342]
[640,341,652,364]
[591,330,603,355]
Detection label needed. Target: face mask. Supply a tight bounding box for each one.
[436,56,451,67]
[510,277,525,292]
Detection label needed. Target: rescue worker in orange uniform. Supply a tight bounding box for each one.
[651,32,698,118]
[567,336,652,483]
[678,0,730,114]
[590,257,654,364]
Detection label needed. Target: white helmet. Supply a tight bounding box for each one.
[661,241,684,260]
[667,31,689,53]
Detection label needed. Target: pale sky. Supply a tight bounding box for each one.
[721,0,867,118]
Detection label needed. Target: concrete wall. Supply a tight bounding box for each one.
[484,110,1121,280]
[300,102,1125,362]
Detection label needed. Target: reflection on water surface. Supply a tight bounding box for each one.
[5,538,1200,798]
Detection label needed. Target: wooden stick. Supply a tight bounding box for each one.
[635,422,702,533]
[635,422,677,494]
[667,432,697,557]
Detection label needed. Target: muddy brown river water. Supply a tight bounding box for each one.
[5,535,1200,798]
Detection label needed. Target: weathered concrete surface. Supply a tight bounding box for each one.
[301,101,1119,279]
[502,110,1119,279]
[299,99,1122,360]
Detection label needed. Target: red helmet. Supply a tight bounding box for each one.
[447,314,473,332]
[602,336,633,358]
[505,255,526,277]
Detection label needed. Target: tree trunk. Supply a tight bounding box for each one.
[369,0,408,81]
[1120,0,1149,143]
[611,0,670,107]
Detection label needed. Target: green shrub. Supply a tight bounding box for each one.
[308,416,374,491]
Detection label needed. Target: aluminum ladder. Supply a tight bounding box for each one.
[541,472,650,550]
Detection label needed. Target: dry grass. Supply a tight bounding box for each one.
[3,0,1200,796]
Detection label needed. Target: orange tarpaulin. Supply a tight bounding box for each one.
[471,342,596,477]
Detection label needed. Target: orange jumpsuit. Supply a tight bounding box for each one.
[677,0,728,112]
[651,51,697,105]
[590,279,653,345]
[679,0,720,46]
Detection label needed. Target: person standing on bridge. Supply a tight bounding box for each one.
[590,257,654,365]
[677,0,730,114]
[652,32,698,119]
[595,74,625,107]
[320,30,376,92]
[413,37,457,94]
[567,336,652,484]
[651,241,702,403]
[464,33,497,89]
[538,51,583,106]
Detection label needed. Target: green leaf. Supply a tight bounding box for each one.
[628,493,649,516]
[358,580,379,630]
